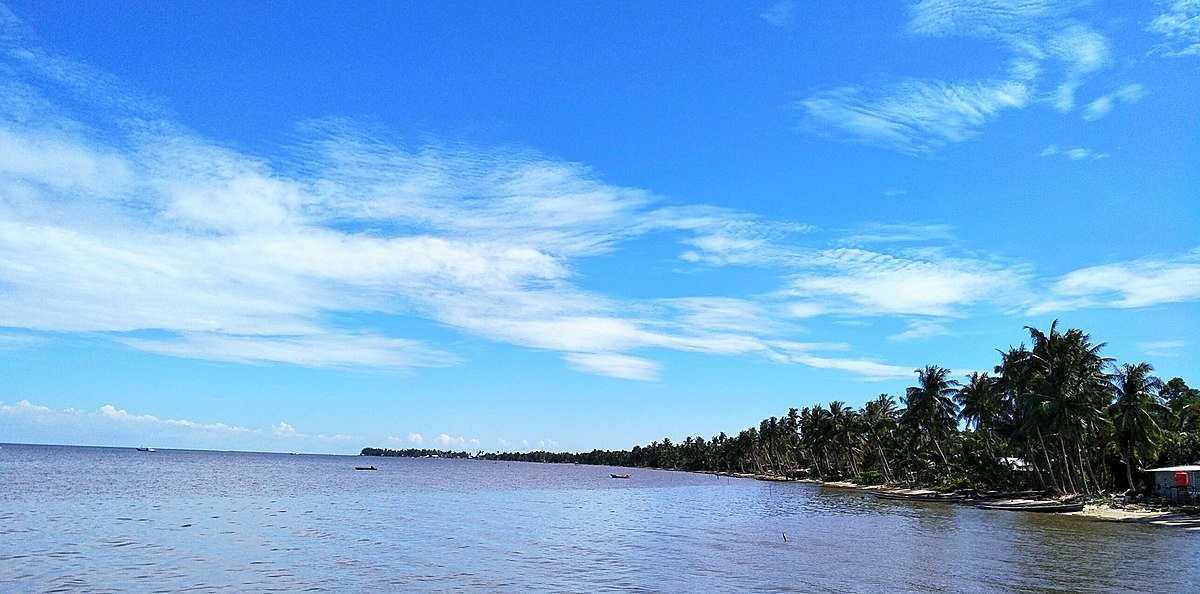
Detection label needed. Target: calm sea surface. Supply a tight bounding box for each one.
[1,444,1196,593]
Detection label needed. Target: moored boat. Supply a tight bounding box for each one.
[355,466,377,471]
[610,473,630,479]
[873,491,966,503]
[976,500,1085,513]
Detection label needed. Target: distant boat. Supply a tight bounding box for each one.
[355,466,377,471]
[976,500,1085,513]
[136,447,156,452]
[610,473,630,479]
[873,491,965,503]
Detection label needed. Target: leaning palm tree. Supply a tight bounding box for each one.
[1019,321,1111,494]
[1108,362,1167,491]
[861,394,899,483]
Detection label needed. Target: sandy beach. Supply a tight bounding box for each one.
[1072,504,1200,530]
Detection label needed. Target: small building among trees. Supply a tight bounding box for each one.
[1146,464,1200,503]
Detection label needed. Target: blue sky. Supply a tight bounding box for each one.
[1,1,1197,454]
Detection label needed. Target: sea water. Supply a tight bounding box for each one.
[1,443,1196,593]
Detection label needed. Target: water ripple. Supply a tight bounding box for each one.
[2,445,1198,592]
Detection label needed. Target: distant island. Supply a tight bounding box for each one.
[360,447,471,459]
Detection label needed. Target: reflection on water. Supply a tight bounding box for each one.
[1,444,1196,593]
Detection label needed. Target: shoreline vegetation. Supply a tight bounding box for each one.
[363,321,1200,530]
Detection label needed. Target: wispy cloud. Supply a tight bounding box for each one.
[773,341,914,380]
[436,433,481,449]
[780,248,1029,317]
[760,1,796,27]
[0,399,355,451]
[798,76,1030,154]
[1039,145,1108,160]
[1031,251,1200,313]
[889,319,952,342]
[801,1,1143,153]
[1139,339,1188,357]
[0,17,922,382]
[905,0,1087,41]
[840,223,956,245]
[1081,84,1145,121]
[1046,24,1112,112]
[1149,0,1200,56]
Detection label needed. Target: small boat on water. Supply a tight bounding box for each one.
[610,473,630,479]
[136,447,156,452]
[355,466,377,471]
[976,500,1085,513]
[874,491,966,503]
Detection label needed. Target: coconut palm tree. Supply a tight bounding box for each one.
[861,394,899,483]
[1017,321,1110,494]
[827,401,863,478]
[900,365,960,479]
[1108,362,1167,491]
[956,372,1008,468]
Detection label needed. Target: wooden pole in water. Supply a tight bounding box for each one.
[782,532,787,542]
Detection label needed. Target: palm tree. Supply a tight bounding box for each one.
[827,401,863,478]
[1018,321,1111,494]
[1108,362,1167,491]
[799,405,833,479]
[956,372,1008,470]
[900,365,960,479]
[861,394,899,483]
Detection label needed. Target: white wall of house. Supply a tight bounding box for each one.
[1150,466,1200,502]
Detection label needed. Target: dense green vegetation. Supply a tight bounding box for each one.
[369,322,1200,496]
[360,447,471,459]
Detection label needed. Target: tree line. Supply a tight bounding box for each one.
[370,322,1200,495]
[360,447,471,459]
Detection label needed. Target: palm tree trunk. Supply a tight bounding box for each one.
[1124,451,1136,492]
[1024,442,1045,490]
[1077,440,1100,495]
[1057,436,1078,494]
[932,437,951,479]
[875,438,893,483]
[1036,428,1060,492]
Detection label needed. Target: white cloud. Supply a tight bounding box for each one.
[564,353,662,382]
[889,319,952,342]
[408,432,424,445]
[799,76,1030,154]
[118,332,459,371]
[0,399,358,451]
[807,1,1140,153]
[1039,145,1108,160]
[1149,0,1200,56]
[781,248,1028,317]
[0,399,50,414]
[795,355,913,380]
[760,2,796,27]
[841,223,955,245]
[1139,339,1188,357]
[1032,252,1200,313]
[906,0,1087,41]
[434,433,480,449]
[0,61,804,380]
[3,32,912,382]
[1082,84,1146,121]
